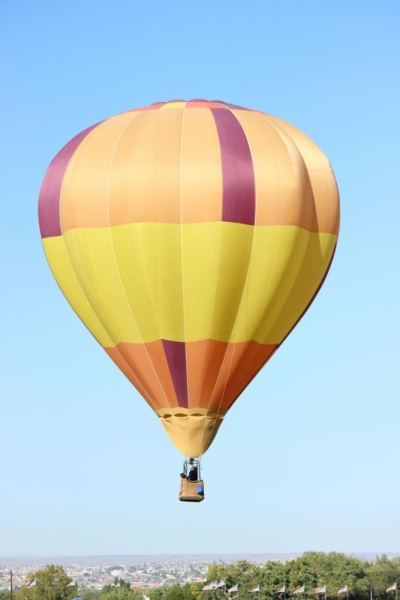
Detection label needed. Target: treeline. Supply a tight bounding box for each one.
[2,553,399,600]
[199,553,399,600]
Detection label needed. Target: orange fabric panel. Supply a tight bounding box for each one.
[61,108,185,231]
[107,109,161,226]
[60,112,144,233]
[143,340,180,409]
[219,341,277,409]
[186,340,277,411]
[186,339,228,409]
[108,107,184,226]
[106,341,179,411]
[104,346,156,410]
[205,341,252,410]
[181,108,223,223]
[233,110,316,230]
[261,114,340,235]
[151,106,184,223]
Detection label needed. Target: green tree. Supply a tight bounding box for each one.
[366,556,400,600]
[16,565,75,600]
[78,590,103,599]
[206,552,399,600]
[99,579,142,600]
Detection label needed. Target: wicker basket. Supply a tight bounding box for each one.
[179,478,205,502]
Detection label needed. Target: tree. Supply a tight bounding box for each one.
[16,564,75,600]
[366,556,400,600]
[99,579,143,600]
[78,590,103,599]
[147,583,200,600]
[204,552,400,600]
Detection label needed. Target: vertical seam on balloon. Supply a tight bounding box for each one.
[125,109,161,339]
[228,345,279,411]
[62,228,159,412]
[58,124,133,354]
[82,227,160,412]
[205,109,298,419]
[204,108,257,450]
[236,111,308,346]
[105,346,160,410]
[103,113,171,409]
[122,111,163,340]
[262,112,314,229]
[179,103,190,408]
[214,116,258,412]
[46,241,156,407]
[256,113,317,344]
[39,123,102,239]
[202,108,248,410]
[125,223,160,338]
[42,234,111,344]
[50,123,158,408]
[154,109,164,397]
[197,109,222,407]
[249,111,285,342]
[279,239,337,345]
[153,108,184,407]
[199,110,212,405]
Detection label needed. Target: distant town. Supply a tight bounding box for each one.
[1,554,399,592]
[1,559,211,590]
[1,555,293,591]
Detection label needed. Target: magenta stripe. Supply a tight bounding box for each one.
[162,340,188,408]
[211,108,255,225]
[38,123,100,239]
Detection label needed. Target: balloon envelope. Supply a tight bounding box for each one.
[39,99,339,458]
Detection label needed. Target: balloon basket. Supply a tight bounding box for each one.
[179,458,205,502]
[179,478,205,502]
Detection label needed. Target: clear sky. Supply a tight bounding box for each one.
[0,0,399,556]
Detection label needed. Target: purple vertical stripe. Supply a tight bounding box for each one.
[38,123,101,239]
[162,340,188,408]
[211,108,256,226]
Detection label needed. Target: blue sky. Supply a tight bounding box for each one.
[0,0,399,556]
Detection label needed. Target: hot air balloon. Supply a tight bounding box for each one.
[38,99,339,501]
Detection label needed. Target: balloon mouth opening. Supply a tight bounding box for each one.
[158,408,226,421]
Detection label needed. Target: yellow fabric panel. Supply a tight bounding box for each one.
[265,114,340,235]
[181,108,223,223]
[230,226,312,343]
[62,228,143,345]
[182,222,254,342]
[152,223,185,341]
[233,110,315,230]
[104,222,252,343]
[60,111,143,233]
[108,223,160,339]
[42,236,114,347]
[57,223,335,347]
[264,232,337,343]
